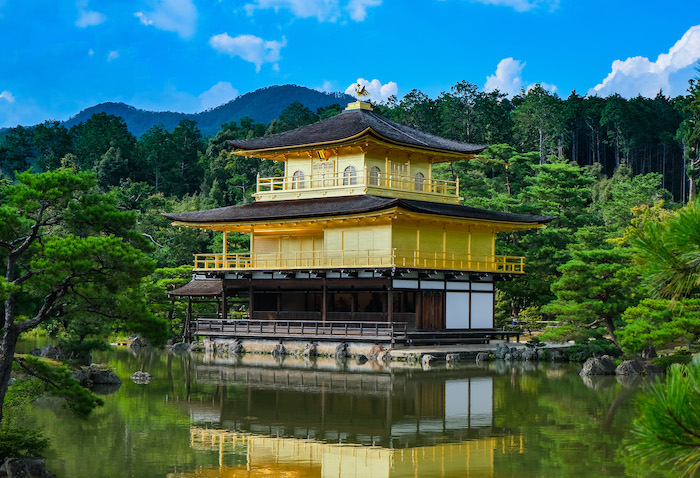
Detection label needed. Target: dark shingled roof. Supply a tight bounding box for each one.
[227,108,487,155]
[164,195,553,225]
[168,279,223,297]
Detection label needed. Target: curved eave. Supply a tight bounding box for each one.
[169,206,549,232]
[230,129,485,162]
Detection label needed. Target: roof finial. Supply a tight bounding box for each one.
[354,83,369,101]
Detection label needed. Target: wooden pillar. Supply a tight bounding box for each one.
[276,286,281,320]
[221,289,227,321]
[322,278,327,324]
[387,288,393,324]
[416,291,422,329]
[185,297,192,343]
[248,283,254,319]
[350,287,356,322]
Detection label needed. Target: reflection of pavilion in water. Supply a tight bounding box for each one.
[172,428,523,478]
[173,359,524,476]
[189,356,501,449]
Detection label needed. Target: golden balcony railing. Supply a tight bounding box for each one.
[255,169,459,197]
[193,249,525,274]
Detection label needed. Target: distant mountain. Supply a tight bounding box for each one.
[64,85,355,137]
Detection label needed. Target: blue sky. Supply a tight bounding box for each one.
[1,0,699,128]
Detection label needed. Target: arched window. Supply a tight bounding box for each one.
[343,165,357,186]
[414,172,424,191]
[369,166,380,186]
[292,170,305,189]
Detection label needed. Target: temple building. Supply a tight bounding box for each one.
[166,99,551,345]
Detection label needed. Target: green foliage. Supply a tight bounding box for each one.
[565,338,623,362]
[619,298,700,353]
[0,168,169,423]
[0,424,49,461]
[630,199,700,299]
[627,357,700,476]
[543,244,639,345]
[652,349,694,371]
[12,357,104,418]
[142,265,194,336]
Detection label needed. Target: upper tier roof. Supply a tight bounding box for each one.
[227,106,487,157]
[164,195,553,225]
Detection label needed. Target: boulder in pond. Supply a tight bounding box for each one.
[171,342,189,353]
[615,360,663,376]
[300,342,317,357]
[367,344,385,360]
[421,354,436,367]
[89,368,121,385]
[446,353,460,364]
[580,355,616,376]
[1,457,56,478]
[641,346,657,359]
[547,349,568,362]
[522,348,538,361]
[131,371,152,384]
[494,343,509,359]
[475,352,490,363]
[271,343,286,356]
[376,350,392,363]
[189,341,204,352]
[128,336,147,348]
[354,354,368,365]
[334,343,349,359]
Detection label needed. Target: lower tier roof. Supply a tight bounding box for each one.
[163,195,553,225]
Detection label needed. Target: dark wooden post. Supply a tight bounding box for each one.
[387,288,393,324]
[185,297,192,343]
[248,283,254,319]
[221,289,227,322]
[322,278,327,325]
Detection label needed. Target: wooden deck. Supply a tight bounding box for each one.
[192,318,520,344]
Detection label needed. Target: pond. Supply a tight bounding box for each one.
[21,342,658,477]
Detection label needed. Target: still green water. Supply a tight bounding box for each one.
[21,343,658,478]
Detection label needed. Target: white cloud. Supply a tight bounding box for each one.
[75,1,105,27]
[346,0,381,21]
[244,0,379,22]
[471,0,559,12]
[484,57,557,97]
[134,12,153,26]
[244,0,340,21]
[590,24,700,98]
[344,78,397,103]
[134,0,197,39]
[315,80,335,93]
[484,57,525,96]
[88,49,94,56]
[0,90,15,103]
[76,9,106,27]
[199,81,239,110]
[209,33,286,72]
[107,50,119,61]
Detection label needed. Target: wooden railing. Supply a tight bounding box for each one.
[193,249,525,273]
[193,318,409,341]
[256,169,459,197]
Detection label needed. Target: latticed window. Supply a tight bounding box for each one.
[292,170,305,189]
[414,172,424,191]
[369,166,380,186]
[343,166,357,185]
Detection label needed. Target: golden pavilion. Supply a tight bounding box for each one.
[165,100,551,345]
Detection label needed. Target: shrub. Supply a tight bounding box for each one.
[0,424,49,461]
[566,338,622,362]
[652,348,693,371]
